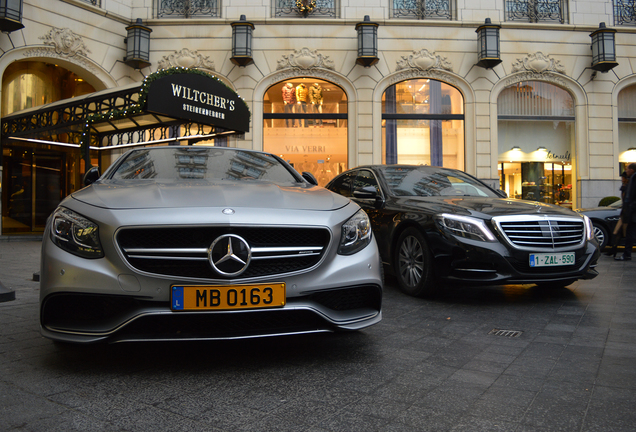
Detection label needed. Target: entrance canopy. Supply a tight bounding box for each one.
[1,68,251,166]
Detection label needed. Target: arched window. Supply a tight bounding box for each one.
[618,85,636,173]
[262,78,348,186]
[381,79,464,169]
[497,81,575,207]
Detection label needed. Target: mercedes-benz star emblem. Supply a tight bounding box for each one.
[222,208,235,215]
[208,234,251,276]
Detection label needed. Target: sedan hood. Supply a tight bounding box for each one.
[397,196,582,219]
[71,180,349,211]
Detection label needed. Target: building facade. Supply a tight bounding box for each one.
[1,0,636,235]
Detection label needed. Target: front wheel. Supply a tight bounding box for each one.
[394,227,435,297]
[593,223,609,249]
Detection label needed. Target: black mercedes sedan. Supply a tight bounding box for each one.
[326,165,600,297]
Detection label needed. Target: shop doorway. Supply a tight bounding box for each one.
[2,148,65,233]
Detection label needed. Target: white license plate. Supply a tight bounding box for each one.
[529,252,576,267]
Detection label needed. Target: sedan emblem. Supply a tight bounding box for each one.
[209,234,251,276]
[222,208,235,215]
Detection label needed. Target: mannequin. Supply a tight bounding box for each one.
[309,83,323,127]
[281,82,296,127]
[295,83,308,127]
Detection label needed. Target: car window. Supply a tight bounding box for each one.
[379,166,497,197]
[353,170,381,196]
[327,171,356,197]
[108,147,301,184]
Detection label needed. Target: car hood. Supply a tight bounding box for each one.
[71,180,349,211]
[396,196,582,219]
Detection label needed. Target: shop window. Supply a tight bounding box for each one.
[618,85,636,173]
[263,78,348,187]
[381,79,464,170]
[2,61,95,117]
[497,81,575,207]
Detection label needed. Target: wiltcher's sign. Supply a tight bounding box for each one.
[145,71,250,133]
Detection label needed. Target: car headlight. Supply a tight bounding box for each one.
[338,209,373,255]
[50,207,104,259]
[435,213,496,242]
[582,214,594,241]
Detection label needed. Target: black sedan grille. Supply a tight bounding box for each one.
[116,226,330,279]
[493,216,585,250]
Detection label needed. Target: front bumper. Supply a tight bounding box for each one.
[431,234,600,285]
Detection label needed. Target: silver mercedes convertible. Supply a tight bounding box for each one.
[40,146,382,343]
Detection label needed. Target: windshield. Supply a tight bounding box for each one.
[107,147,301,184]
[378,166,497,197]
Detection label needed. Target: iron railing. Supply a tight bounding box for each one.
[392,0,453,20]
[157,0,220,18]
[614,0,636,26]
[505,0,566,23]
[273,0,337,18]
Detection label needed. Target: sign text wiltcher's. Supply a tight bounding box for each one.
[146,72,250,133]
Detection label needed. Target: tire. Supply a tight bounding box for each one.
[593,223,609,249]
[394,227,435,297]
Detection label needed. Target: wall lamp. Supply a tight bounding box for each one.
[356,16,379,67]
[0,0,24,33]
[476,18,502,69]
[590,22,618,72]
[124,18,152,69]
[511,146,521,151]
[231,15,254,67]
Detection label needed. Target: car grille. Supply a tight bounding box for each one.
[493,216,585,250]
[116,226,330,279]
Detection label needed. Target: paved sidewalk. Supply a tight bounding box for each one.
[1,239,636,431]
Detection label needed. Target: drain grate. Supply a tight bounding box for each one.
[489,328,522,338]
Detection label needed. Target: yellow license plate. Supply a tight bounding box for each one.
[171,283,286,311]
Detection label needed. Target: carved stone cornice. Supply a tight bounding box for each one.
[39,28,90,57]
[276,48,335,71]
[511,52,565,75]
[22,47,97,73]
[389,68,459,88]
[396,49,452,72]
[157,48,215,71]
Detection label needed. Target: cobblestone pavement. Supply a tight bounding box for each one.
[1,239,635,431]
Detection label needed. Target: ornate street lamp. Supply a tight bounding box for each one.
[476,18,502,69]
[124,18,152,70]
[231,15,255,67]
[355,15,379,67]
[590,22,618,72]
[0,0,24,33]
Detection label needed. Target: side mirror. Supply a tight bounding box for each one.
[353,186,378,199]
[83,166,101,186]
[495,189,508,198]
[302,171,318,186]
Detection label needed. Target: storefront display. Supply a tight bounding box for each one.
[263,78,348,186]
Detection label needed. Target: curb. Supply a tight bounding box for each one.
[0,280,15,302]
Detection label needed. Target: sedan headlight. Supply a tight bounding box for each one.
[435,214,496,242]
[338,209,373,255]
[50,207,104,258]
[582,214,594,241]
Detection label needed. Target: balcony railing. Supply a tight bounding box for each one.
[273,0,337,18]
[392,0,453,20]
[614,0,636,26]
[157,0,220,18]
[505,0,566,23]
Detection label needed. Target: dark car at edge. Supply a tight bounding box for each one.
[326,165,600,297]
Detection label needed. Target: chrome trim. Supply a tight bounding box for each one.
[492,214,586,251]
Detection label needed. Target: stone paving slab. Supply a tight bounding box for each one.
[1,240,635,431]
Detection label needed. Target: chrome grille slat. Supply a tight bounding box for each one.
[117,226,331,279]
[493,215,585,250]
